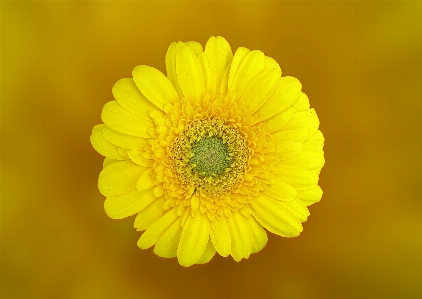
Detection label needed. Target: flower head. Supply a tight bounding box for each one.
[90,36,324,266]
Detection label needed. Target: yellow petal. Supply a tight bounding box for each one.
[117,148,128,159]
[153,184,165,197]
[246,216,268,254]
[176,45,205,105]
[127,150,154,167]
[272,129,312,143]
[293,92,310,112]
[98,160,145,197]
[177,213,210,267]
[104,189,155,219]
[227,212,252,262]
[303,130,325,151]
[190,193,200,211]
[132,65,179,110]
[250,193,303,237]
[165,41,185,98]
[297,185,323,206]
[184,41,203,56]
[210,218,231,257]
[195,239,216,264]
[204,36,233,91]
[279,147,325,170]
[230,50,266,97]
[112,78,156,121]
[103,158,120,168]
[101,101,153,138]
[312,167,322,177]
[273,166,319,190]
[264,56,281,74]
[273,141,303,161]
[198,52,217,94]
[261,107,295,133]
[262,178,297,201]
[164,41,204,101]
[254,76,302,122]
[280,198,310,222]
[283,109,319,131]
[136,168,156,192]
[219,63,231,95]
[271,109,320,142]
[241,68,281,116]
[137,208,178,249]
[90,124,122,159]
[153,217,182,258]
[166,41,202,98]
[102,126,150,150]
[134,196,165,231]
[227,47,250,91]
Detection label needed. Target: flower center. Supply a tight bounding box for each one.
[170,118,249,196]
[149,94,270,222]
[190,137,231,177]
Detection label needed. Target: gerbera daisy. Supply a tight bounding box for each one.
[90,36,324,267]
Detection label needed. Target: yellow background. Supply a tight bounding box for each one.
[1,1,422,298]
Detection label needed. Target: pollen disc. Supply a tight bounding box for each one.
[191,137,230,177]
[171,118,249,196]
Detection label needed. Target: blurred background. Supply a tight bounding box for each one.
[1,1,422,298]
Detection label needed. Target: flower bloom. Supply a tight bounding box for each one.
[90,36,324,266]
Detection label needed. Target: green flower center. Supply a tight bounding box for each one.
[190,137,230,177]
[171,118,249,195]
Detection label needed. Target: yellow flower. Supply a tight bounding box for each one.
[90,36,324,267]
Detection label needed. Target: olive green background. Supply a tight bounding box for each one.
[1,1,421,298]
